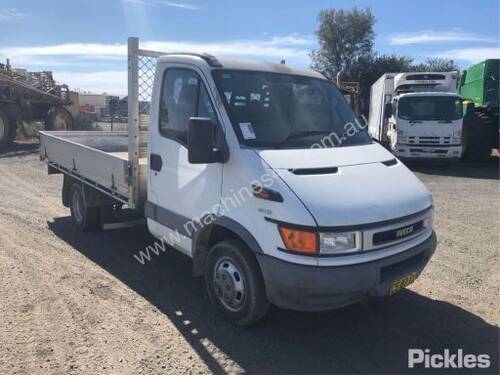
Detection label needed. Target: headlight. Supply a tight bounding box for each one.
[319,232,361,254]
[423,212,433,228]
[278,227,362,255]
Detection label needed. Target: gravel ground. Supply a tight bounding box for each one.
[0,142,498,374]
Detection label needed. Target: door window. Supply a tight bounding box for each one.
[159,68,217,145]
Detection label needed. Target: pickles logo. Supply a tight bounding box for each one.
[408,349,491,369]
[396,225,414,238]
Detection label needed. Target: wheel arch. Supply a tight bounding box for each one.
[192,216,264,277]
[62,174,118,208]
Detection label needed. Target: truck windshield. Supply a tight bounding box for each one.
[212,70,371,149]
[398,96,463,121]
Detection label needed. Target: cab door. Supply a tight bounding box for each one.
[148,65,223,253]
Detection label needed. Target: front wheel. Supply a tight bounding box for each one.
[69,183,99,231]
[205,240,269,325]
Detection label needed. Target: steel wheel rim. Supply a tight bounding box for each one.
[213,257,246,312]
[72,189,84,224]
[0,116,5,140]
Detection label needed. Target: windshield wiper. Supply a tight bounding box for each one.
[278,130,332,147]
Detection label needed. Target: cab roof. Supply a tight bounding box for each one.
[397,91,463,98]
[157,54,326,80]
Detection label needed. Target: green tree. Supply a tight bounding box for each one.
[310,7,461,115]
[351,54,414,86]
[412,57,459,72]
[346,54,414,113]
[310,7,375,79]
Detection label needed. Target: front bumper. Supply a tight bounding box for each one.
[395,145,462,159]
[256,232,437,311]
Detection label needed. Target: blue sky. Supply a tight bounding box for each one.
[1,0,498,94]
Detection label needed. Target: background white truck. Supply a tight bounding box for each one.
[39,38,437,325]
[368,72,465,160]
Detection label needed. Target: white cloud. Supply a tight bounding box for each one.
[266,34,315,46]
[390,30,497,45]
[433,47,500,63]
[0,8,27,21]
[2,35,315,93]
[122,0,202,10]
[157,1,202,10]
[1,43,126,58]
[141,38,313,60]
[54,71,127,95]
[0,35,314,62]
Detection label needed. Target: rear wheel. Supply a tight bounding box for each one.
[0,109,16,148]
[46,107,73,130]
[463,112,499,162]
[205,240,269,325]
[69,183,99,231]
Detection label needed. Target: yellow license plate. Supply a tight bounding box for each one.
[389,272,418,295]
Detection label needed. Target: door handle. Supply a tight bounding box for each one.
[150,153,163,172]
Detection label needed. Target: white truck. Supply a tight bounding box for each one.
[40,38,437,325]
[368,71,465,160]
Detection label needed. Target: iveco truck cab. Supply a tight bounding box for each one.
[40,38,437,325]
[369,72,464,160]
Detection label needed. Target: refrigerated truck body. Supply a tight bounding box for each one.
[369,72,465,160]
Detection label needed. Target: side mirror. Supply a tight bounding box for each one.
[188,117,220,164]
[384,102,393,119]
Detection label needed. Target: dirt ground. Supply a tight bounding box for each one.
[0,142,498,375]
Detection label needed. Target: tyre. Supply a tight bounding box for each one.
[69,183,99,231]
[46,107,74,130]
[205,240,269,325]
[463,113,499,162]
[0,109,16,148]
